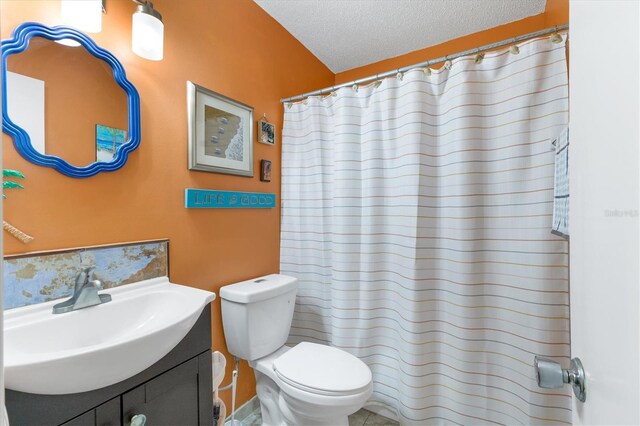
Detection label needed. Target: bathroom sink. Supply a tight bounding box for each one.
[3,277,215,395]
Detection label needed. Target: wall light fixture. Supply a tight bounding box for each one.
[131,0,164,61]
[59,0,104,46]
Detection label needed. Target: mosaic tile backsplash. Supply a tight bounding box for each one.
[3,240,168,310]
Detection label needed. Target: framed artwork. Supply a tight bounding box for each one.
[258,118,275,146]
[96,124,127,162]
[260,159,272,182]
[187,81,253,176]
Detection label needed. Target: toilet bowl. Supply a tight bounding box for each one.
[220,274,373,426]
[252,343,372,426]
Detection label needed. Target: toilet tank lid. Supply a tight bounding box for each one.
[220,274,298,304]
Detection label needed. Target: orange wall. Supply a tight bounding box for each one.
[335,0,568,84]
[1,0,333,410]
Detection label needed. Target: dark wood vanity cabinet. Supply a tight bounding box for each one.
[61,398,120,426]
[7,307,214,426]
[121,354,211,426]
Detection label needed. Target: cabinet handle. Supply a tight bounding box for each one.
[130,414,147,426]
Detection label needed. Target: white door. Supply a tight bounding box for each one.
[569,0,640,424]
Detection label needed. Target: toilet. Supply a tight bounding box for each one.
[220,274,373,426]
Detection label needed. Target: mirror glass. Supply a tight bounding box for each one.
[5,36,128,168]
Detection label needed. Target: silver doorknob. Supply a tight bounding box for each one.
[534,356,586,402]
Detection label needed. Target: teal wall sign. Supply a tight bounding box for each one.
[185,189,276,209]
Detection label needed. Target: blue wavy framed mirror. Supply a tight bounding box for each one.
[1,22,141,178]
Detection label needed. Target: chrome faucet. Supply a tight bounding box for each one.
[52,267,112,314]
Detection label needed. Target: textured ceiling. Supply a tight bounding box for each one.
[254,0,547,73]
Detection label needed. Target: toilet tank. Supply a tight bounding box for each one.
[220,274,298,361]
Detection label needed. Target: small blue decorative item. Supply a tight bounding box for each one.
[1,22,141,178]
[185,189,276,209]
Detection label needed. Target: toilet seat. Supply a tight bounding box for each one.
[273,342,372,397]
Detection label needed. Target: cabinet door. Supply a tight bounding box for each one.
[62,410,95,426]
[62,397,120,426]
[122,358,200,426]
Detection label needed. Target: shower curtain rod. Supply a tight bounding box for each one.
[280,24,569,103]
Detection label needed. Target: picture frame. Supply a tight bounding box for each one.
[96,124,126,163]
[258,118,275,146]
[187,81,253,176]
[260,159,272,182]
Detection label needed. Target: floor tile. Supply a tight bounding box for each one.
[242,412,262,426]
[234,406,399,426]
[348,408,370,426]
[363,411,400,426]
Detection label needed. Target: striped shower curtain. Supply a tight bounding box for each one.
[281,36,570,425]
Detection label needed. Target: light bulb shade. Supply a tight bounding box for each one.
[132,11,164,61]
[55,38,82,47]
[61,0,102,33]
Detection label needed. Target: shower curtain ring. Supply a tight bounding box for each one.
[444,55,452,70]
[549,27,563,44]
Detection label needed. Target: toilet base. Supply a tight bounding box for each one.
[255,370,353,426]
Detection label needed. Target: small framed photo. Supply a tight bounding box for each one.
[258,118,275,146]
[96,124,126,162]
[187,81,253,176]
[260,160,272,182]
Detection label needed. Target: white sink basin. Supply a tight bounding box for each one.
[4,277,215,395]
